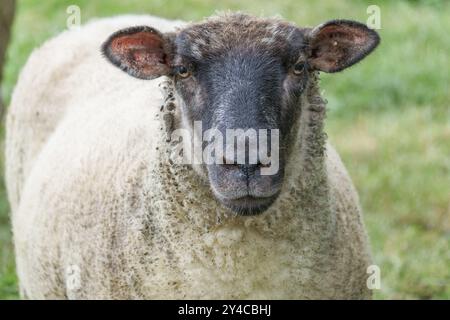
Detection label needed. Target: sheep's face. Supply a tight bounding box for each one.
[103,13,379,215]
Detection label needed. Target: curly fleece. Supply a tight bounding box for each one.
[6,15,372,299]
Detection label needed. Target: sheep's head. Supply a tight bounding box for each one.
[102,13,379,215]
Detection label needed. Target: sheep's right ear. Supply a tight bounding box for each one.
[307,20,380,73]
[102,26,173,80]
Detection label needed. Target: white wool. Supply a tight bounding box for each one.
[6,15,373,299]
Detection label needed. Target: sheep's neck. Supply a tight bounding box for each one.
[297,72,329,192]
[293,73,335,237]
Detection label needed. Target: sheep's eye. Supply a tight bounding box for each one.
[176,66,190,78]
[293,62,305,75]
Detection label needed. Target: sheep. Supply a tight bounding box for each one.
[6,13,380,299]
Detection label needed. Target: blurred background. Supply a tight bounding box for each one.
[0,0,448,299]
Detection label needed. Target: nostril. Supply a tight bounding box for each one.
[239,164,260,176]
[221,156,239,170]
[259,161,270,168]
[253,160,269,169]
[220,157,268,170]
[222,163,239,170]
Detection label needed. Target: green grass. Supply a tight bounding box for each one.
[0,0,449,299]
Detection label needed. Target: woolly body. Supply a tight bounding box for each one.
[6,15,372,299]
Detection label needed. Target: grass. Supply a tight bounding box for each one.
[0,0,449,299]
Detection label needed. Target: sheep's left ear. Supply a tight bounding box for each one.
[308,20,380,73]
[102,26,173,80]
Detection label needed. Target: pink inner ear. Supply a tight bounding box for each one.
[108,30,170,78]
[111,31,166,64]
[310,23,376,72]
[315,25,367,46]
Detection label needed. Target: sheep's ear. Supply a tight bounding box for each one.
[307,20,380,73]
[102,26,173,80]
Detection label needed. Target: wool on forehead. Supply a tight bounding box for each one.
[175,12,306,60]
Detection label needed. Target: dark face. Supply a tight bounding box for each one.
[171,21,309,215]
[102,13,380,215]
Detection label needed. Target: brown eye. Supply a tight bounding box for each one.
[293,62,305,75]
[176,66,190,78]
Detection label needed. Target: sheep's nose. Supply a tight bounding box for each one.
[221,156,264,176]
[238,164,259,177]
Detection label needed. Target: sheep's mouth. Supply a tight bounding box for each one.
[206,162,284,216]
[220,194,279,216]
